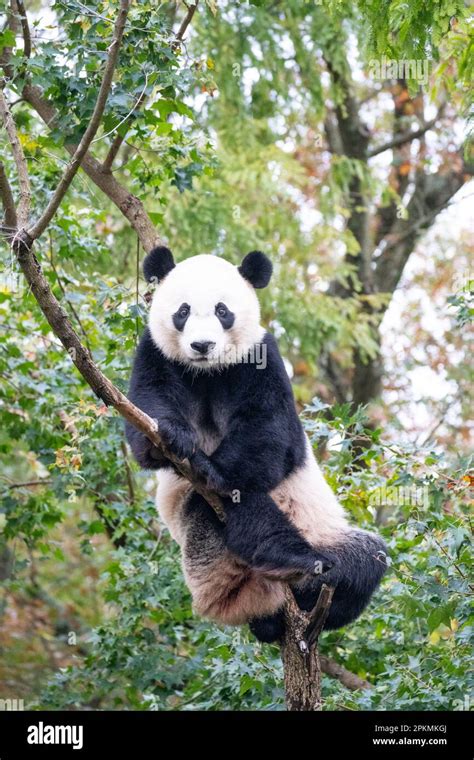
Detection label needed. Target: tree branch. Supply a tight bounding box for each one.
[321,46,372,295]
[374,160,471,293]
[21,81,163,251]
[373,79,414,248]
[324,113,344,155]
[15,0,31,58]
[0,88,31,227]
[26,0,130,241]
[0,1,163,251]
[367,114,441,159]
[174,0,199,45]
[103,0,200,173]
[305,583,335,648]
[0,161,17,229]
[281,583,335,710]
[320,656,371,691]
[0,0,18,80]
[48,230,91,351]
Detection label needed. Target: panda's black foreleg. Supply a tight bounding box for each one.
[222,493,334,581]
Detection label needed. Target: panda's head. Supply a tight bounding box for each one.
[144,247,272,369]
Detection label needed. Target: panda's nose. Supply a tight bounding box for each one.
[191,340,216,355]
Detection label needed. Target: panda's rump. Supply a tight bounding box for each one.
[156,476,285,625]
[185,552,285,625]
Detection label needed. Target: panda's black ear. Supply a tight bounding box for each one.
[238,251,272,289]
[143,246,175,284]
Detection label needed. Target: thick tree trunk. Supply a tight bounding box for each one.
[282,622,323,711]
[281,584,334,710]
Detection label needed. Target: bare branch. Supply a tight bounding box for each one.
[6,479,51,489]
[0,161,17,229]
[0,88,31,226]
[102,133,127,174]
[320,656,371,691]
[15,0,31,58]
[174,0,199,45]
[0,1,19,79]
[27,0,130,241]
[367,115,440,159]
[305,583,335,647]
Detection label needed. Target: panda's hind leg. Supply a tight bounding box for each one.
[222,492,334,581]
[292,530,388,630]
[249,609,285,643]
[182,493,286,626]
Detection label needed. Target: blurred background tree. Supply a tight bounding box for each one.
[0,0,472,710]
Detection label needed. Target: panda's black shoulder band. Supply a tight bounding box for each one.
[143,246,175,284]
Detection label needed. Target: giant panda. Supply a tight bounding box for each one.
[125,247,387,642]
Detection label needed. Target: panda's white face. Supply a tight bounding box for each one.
[148,255,265,369]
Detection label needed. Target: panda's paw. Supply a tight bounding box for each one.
[158,418,197,462]
[129,433,169,470]
[189,451,230,495]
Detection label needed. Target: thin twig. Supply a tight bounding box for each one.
[0,161,17,228]
[22,80,163,251]
[103,0,200,172]
[96,71,148,159]
[0,88,31,227]
[48,230,92,352]
[6,479,52,489]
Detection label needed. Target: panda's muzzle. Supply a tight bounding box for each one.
[191,340,216,356]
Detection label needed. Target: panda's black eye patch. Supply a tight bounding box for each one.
[215,302,235,330]
[173,303,190,331]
